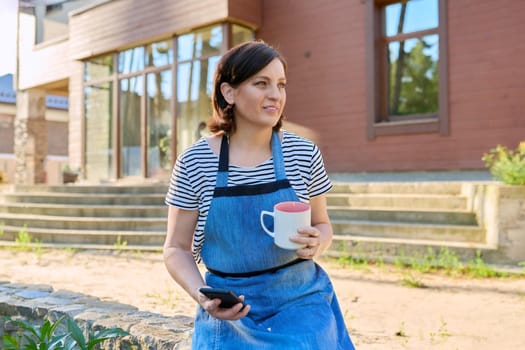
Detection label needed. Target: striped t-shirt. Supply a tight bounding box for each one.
[165,130,332,262]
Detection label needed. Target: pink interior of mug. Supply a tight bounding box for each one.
[275,201,310,213]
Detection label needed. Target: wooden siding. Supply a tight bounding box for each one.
[68,0,261,60]
[259,0,525,172]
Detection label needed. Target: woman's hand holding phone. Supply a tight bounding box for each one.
[197,287,250,320]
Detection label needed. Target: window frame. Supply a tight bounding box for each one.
[365,0,449,140]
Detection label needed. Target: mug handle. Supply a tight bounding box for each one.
[260,210,275,238]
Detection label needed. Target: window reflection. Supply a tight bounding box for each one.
[85,55,113,81]
[177,25,223,61]
[118,47,145,74]
[84,83,113,181]
[387,35,439,116]
[232,24,254,46]
[385,0,438,36]
[147,70,173,177]
[146,40,173,67]
[120,76,143,177]
[382,0,440,121]
[176,57,218,154]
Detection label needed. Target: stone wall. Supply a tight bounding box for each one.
[485,185,525,265]
[0,282,193,349]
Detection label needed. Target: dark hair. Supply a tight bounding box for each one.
[208,40,287,133]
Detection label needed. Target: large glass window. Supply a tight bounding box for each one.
[84,54,113,81]
[147,70,173,178]
[232,24,254,46]
[119,47,146,74]
[84,83,113,181]
[176,25,223,154]
[119,76,143,177]
[82,24,254,181]
[146,40,173,67]
[366,0,448,138]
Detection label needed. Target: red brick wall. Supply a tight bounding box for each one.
[258,0,525,172]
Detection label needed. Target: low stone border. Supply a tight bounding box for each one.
[0,281,193,349]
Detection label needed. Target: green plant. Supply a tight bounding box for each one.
[2,315,69,350]
[482,141,525,185]
[114,235,128,250]
[2,315,129,350]
[66,317,129,350]
[15,225,32,250]
[400,274,426,288]
[62,164,80,174]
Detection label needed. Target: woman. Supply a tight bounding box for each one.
[164,40,355,349]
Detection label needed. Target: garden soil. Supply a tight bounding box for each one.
[1,248,524,350]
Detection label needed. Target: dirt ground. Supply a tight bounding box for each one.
[1,248,524,350]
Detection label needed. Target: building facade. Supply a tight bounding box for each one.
[15,0,525,184]
[0,74,68,184]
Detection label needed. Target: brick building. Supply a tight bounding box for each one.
[0,73,68,184]
[15,0,525,184]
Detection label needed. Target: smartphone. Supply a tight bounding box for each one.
[199,287,246,309]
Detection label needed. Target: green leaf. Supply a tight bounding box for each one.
[48,316,67,340]
[87,328,129,350]
[2,334,20,349]
[67,318,87,350]
[48,332,71,350]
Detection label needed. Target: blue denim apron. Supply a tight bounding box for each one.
[194,132,355,350]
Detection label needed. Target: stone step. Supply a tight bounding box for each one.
[327,235,496,262]
[0,213,165,231]
[328,207,477,225]
[332,219,485,243]
[0,225,165,246]
[7,184,168,194]
[0,192,165,205]
[0,240,163,251]
[0,203,167,217]
[330,181,463,195]
[326,193,467,210]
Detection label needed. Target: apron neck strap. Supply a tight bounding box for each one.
[216,131,286,187]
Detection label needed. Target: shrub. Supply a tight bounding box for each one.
[482,141,525,185]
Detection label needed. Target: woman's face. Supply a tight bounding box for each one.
[228,58,287,131]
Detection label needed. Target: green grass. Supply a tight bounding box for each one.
[330,247,522,279]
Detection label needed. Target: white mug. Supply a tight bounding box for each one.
[260,201,311,250]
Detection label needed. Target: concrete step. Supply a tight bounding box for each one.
[0,203,167,217]
[330,181,463,195]
[328,207,477,225]
[0,213,165,231]
[0,225,165,246]
[0,193,165,205]
[326,193,467,210]
[0,241,163,251]
[328,235,496,262]
[7,184,168,194]
[331,219,485,243]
